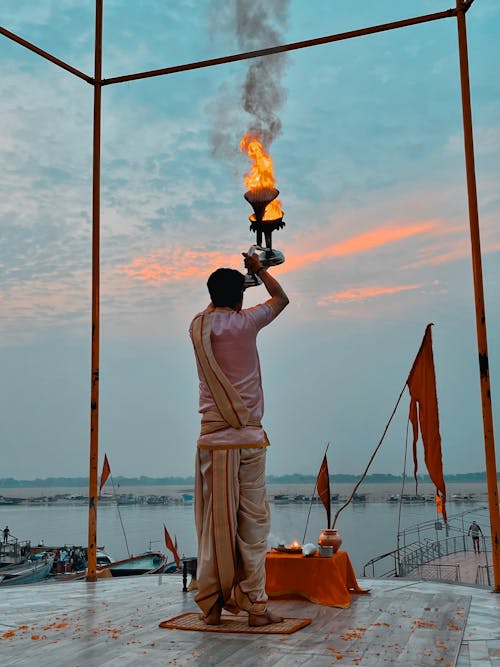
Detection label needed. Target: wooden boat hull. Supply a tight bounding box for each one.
[1,556,54,585]
[103,552,167,577]
[54,553,167,581]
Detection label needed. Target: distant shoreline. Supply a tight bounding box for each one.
[0,480,490,505]
[0,471,494,489]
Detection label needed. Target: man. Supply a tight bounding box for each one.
[189,252,289,626]
[3,525,9,543]
[467,520,483,554]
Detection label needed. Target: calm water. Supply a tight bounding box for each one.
[1,483,489,575]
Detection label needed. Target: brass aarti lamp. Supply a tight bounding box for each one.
[243,186,285,288]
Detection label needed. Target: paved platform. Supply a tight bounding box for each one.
[0,575,499,665]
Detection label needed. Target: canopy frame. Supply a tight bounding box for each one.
[1,0,498,591]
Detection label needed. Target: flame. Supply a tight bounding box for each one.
[240,134,283,220]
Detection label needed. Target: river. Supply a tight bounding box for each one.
[0,482,490,576]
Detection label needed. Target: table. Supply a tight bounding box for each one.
[265,550,368,608]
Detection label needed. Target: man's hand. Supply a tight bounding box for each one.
[242,252,289,316]
[242,252,263,275]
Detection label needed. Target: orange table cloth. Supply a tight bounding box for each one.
[265,550,368,608]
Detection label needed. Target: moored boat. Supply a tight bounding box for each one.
[0,496,23,505]
[54,551,166,581]
[271,494,290,503]
[103,552,167,577]
[0,537,31,567]
[0,553,54,586]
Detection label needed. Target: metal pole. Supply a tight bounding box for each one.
[456,0,500,593]
[0,25,93,83]
[101,8,456,87]
[87,0,103,583]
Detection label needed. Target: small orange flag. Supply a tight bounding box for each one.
[407,324,447,522]
[435,495,443,515]
[316,454,331,529]
[164,524,181,568]
[99,454,111,493]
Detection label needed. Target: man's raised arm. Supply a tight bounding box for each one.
[243,252,289,316]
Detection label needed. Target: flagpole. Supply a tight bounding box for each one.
[302,442,330,544]
[396,420,411,576]
[456,0,500,593]
[86,0,103,583]
[109,474,131,558]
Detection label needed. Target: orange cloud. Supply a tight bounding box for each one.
[279,220,438,273]
[117,249,242,285]
[117,220,438,285]
[319,283,422,305]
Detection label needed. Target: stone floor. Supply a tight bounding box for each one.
[0,574,499,666]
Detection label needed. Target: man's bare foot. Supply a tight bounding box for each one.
[200,604,221,625]
[248,610,283,627]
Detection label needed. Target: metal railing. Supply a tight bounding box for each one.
[416,563,461,582]
[476,564,493,586]
[0,537,31,564]
[363,536,467,578]
[363,506,493,582]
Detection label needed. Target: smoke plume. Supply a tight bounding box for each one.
[208,0,290,158]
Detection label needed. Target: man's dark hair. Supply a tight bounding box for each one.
[207,268,245,308]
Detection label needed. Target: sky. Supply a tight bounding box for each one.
[0,0,499,480]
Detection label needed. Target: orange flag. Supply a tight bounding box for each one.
[99,454,111,493]
[164,524,181,568]
[435,495,443,515]
[407,324,447,522]
[316,454,331,529]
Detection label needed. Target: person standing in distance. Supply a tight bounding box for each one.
[189,252,289,626]
[467,520,483,554]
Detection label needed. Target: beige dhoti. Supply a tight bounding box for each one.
[194,446,270,616]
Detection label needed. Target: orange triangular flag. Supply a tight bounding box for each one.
[99,454,111,493]
[407,324,447,522]
[164,524,181,568]
[317,454,331,529]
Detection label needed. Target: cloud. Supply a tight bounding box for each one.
[277,220,439,273]
[117,248,242,284]
[110,219,437,290]
[318,283,422,305]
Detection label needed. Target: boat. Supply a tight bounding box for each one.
[54,551,166,582]
[163,561,180,574]
[0,496,23,505]
[401,494,427,503]
[0,553,54,586]
[117,493,137,505]
[54,550,113,582]
[271,494,290,503]
[451,493,476,502]
[102,551,167,577]
[0,537,31,567]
